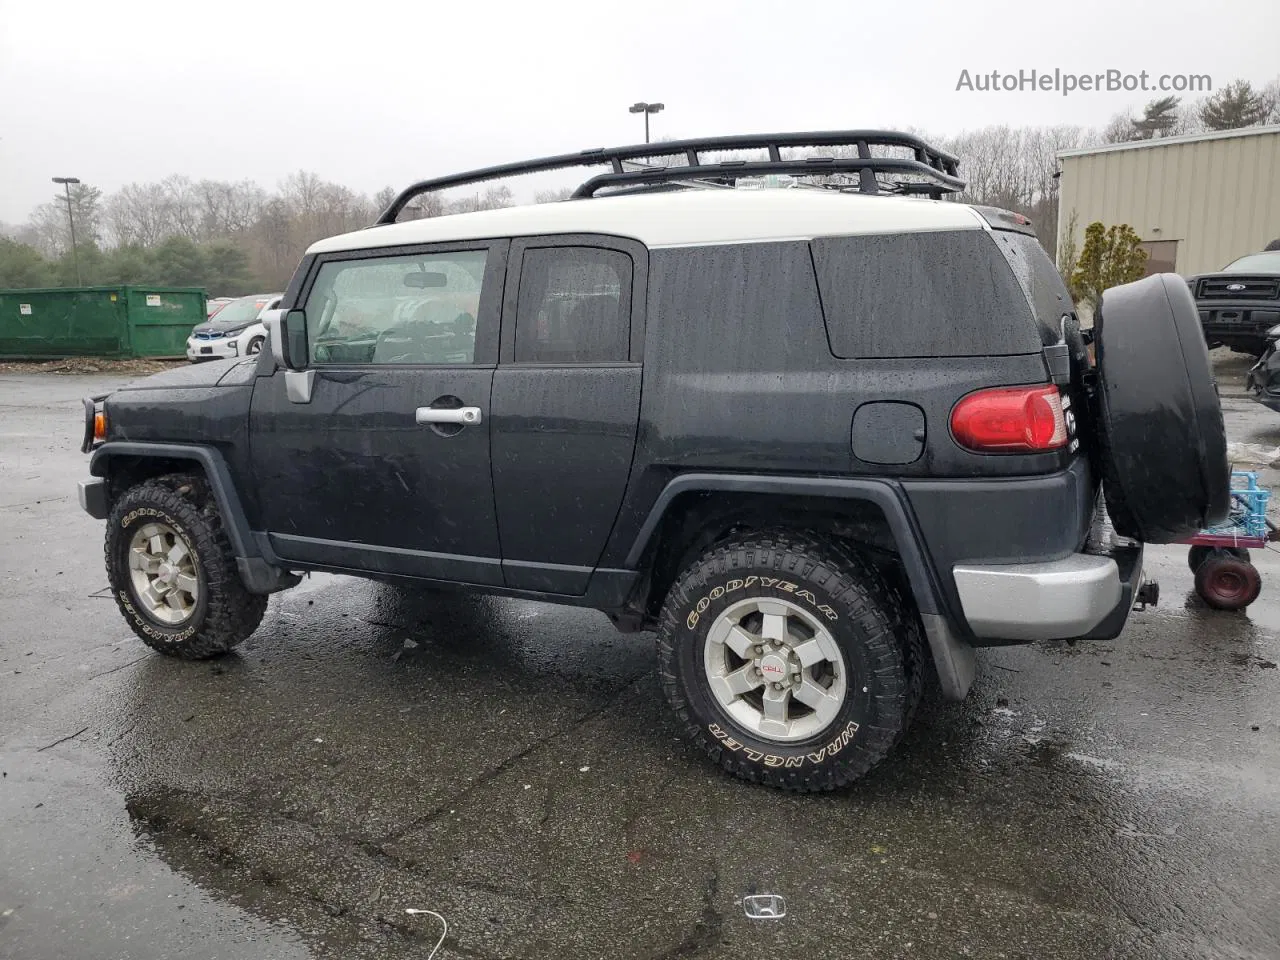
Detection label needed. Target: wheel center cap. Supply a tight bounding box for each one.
[759,653,790,683]
[157,562,175,584]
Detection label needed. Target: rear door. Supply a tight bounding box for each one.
[250,240,508,584]
[490,235,646,593]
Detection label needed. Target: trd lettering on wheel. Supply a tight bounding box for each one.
[686,576,839,629]
[708,720,860,766]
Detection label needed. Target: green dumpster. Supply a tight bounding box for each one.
[0,285,206,359]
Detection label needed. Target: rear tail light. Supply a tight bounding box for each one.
[951,385,1068,452]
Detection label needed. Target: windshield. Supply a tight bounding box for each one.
[210,295,276,326]
[1223,252,1280,273]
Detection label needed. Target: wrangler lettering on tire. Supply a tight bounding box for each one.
[657,531,918,792]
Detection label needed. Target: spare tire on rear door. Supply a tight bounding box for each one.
[1092,273,1229,543]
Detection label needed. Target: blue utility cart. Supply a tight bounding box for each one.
[1177,471,1275,609]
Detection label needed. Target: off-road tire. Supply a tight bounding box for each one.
[657,531,910,792]
[106,474,266,658]
[1093,274,1229,542]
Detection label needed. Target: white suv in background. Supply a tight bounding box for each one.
[186,294,283,363]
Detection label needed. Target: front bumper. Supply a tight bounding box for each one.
[952,510,1144,643]
[1199,304,1280,350]
[78,478,109,520]
[187,336,239,362]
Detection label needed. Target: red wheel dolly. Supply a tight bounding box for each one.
[1178,471,1276,610]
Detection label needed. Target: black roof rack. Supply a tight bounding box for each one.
[376,130,964,224]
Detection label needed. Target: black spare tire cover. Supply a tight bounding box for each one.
[1093,273,1229,543]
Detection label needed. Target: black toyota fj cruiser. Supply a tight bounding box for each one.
[77,131,1228,791]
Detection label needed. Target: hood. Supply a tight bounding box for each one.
[1186,270,1280,282]
[191,319,258,336]
[117,357,255,391]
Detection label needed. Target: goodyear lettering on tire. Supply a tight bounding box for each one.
[686,576,839,630]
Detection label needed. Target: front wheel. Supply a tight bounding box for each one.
[106,474,267,658]
[245,336,265,355]
[657,532,914,792]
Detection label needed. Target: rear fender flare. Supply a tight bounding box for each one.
[625,473,975,700]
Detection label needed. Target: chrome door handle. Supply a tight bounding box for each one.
[415,406,482,425]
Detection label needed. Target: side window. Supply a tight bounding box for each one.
[514,247,632,363]
[811,231,1041,359]
[304,249,488,365]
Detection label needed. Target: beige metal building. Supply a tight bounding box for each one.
[1057,124,1280,278]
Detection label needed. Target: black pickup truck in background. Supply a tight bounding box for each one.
[1190,248,1280,356]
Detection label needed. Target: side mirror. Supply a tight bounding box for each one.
[267,308,308,370]
[269,308,316,404]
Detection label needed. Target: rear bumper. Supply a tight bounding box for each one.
[947,486,1144,644]
[953,545,1141,642]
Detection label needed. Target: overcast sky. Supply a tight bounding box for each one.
[1,0,1277,223]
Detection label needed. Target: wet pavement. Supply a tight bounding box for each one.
[2,366,1279,960]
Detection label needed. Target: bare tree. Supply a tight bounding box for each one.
[195,180,266,238]
[1057,209,1081,289]
[372,186,397,217]
[26,182,102,256]
[1101,111,1137,143]
[445,185,514,214]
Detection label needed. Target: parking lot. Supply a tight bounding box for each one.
[2,362,1278,960]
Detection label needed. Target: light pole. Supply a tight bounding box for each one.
[628,101,664,143]
[52,176,82,286]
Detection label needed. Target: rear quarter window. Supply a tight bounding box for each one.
[990,230,1073,344]
[811,230,1042,359]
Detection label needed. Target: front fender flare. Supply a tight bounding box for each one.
[89,441,292,595]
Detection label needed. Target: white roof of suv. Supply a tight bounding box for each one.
[307,189,987,256]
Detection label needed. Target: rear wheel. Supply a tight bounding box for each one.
[1194,554,1261,610]
[657,532,914,792]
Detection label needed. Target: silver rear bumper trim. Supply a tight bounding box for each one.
[953,553,1125,642]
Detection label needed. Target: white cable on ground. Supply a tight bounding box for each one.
[404,908,448,959]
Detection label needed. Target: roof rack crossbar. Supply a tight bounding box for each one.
[569,157,966,201]
[376,130,963,223]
